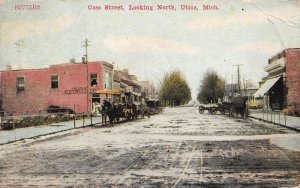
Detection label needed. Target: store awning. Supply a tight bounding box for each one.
[254,76,281,98]
[96,89,121,95]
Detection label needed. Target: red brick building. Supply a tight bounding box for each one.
[285,49,300,109]
[254,48,300,112]
[0,61,113,115]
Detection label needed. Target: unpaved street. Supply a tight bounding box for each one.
[0,106,299,187]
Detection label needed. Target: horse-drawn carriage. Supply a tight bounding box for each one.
[146,99,162,115]
[228,96,249,118]
[199,96,249,118]
[101,100,151,125]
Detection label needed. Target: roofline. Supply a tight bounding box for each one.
[1,68,48,73]
[1,61,114,72]
[269,48,300,63]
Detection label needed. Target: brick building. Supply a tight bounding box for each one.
[254,48,300,111]
[0,61,113,116]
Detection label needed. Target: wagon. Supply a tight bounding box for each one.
[228,96,249,118]
[198,104,220,114]
[146,99,162,115]
[198,97,249,118]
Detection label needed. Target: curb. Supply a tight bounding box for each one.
[0,123,99,146]
[249,115,300,133]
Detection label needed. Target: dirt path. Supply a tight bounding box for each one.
[0,107,299,187]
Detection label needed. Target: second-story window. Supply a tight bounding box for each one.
[90,73,98,87]
[51,75,58,89]
[17,77,25,91]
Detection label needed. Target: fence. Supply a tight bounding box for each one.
[0,114,104,145]
[250,109,287,126]
[249,109,300,132]
[0,113,103,131]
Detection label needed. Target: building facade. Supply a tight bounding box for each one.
[139,81,157,100]
[112,69,143,104]
[0,61,113,116]
[254,48,300,111]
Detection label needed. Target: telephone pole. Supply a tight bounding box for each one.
[82,38,91,114]
[81,38,91,63]
[232,64,243,94]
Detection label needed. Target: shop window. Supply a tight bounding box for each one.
[17,77,25,91]
[51,75,58,89]
[90,73,98,87]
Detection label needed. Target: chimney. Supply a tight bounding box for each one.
[70,58,75,63]
[6,65,12,71]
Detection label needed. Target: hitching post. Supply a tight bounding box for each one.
[90,114,93,126]
[83,115,85,127]
[271,112,273,123]
[284,115,286,126]
[73,115,76,128]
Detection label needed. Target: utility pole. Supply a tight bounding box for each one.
[82,38,91,114]
[82,38,91,63]
[14,41,22,69]
[232,64,243,95]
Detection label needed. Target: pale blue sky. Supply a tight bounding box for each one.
[1,0,300,99]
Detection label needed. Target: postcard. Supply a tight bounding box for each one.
[0,0,299,187]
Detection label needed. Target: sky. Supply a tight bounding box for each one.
[0,0,300,99]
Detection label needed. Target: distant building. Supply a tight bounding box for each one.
[224,81,258,102]
[254,48,300,110]
[139,81,157,100]
[0,61,113,116]
[240,80,259,97]
[223,84,238,102]
[112,69,143,104]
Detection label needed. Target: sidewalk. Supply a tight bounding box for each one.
[0,117,102,145]
[249,110,300,132]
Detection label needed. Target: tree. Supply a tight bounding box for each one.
[159,71,191,106]
[197,70,225,103]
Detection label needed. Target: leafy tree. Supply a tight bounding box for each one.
[160,71,191,106]
[197,70,225,103]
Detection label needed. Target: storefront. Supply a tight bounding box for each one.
[254,48,300,112]
[0,61,113,115]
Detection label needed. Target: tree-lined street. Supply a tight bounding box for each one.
[0,106,299,187]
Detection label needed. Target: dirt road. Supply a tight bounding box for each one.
[0,106,299,187]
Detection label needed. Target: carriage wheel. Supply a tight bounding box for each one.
[229,107,234,117]
[212,109,217,114]
[244,108,249,118]
[199,109,204,114]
